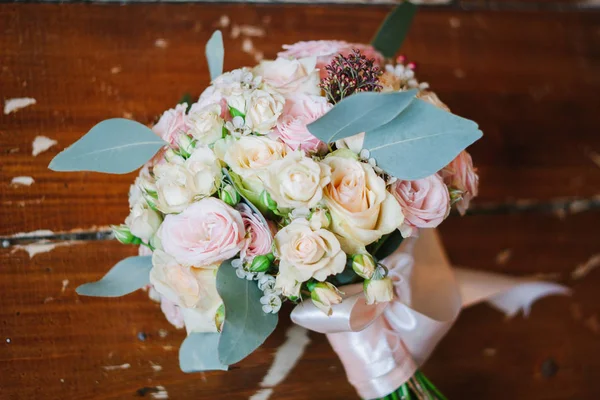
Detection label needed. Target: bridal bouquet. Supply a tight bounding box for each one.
[49,5,566,399]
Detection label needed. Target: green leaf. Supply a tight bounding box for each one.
[229,106,245,119]
[179,332,228,372]
[223,169,272,218]
[76,256,152,297]
[216,259,278,365]
[364,99,482,180]
[206,30,224,81]
[370,230,404,261]
[371,3,418,59]
[49,118,166,174]
[307,90,416,144]
[178,93,193,113]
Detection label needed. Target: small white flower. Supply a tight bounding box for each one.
[231,258,243,269]
[289,207,311,220]
[258,274,276,292]
[359,149,370,160]
[419,82,430,90]
[368,158,377,167]
[407,79,418,88]
[260,293,282,314]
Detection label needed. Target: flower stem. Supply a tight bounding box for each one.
[370,370,446,400]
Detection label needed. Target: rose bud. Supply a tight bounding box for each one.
[352,253,376,280]
[309,209,332,230]
[310,282,342,316]
[112,224,137,245]
[249,254,272,273]
[219,184,241,207]
[260,190,278,211]
[363,277,394,305]
[176,132,196,158]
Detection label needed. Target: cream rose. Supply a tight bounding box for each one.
[262,151,331,209]
[244,88,285,135]
[125,201,162,242]
[217,135,287,180]
[152,103,189,147]
[274,218,346,283]
[153,146,221,214]
[187,103,225,145]
[158,198,245,267]
[323,154,404,253]
[254,57,320,95]
[390,174,450,238]
[150,250,221,333]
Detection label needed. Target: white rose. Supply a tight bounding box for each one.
[364,277,394,305]
[150,250,222,310]
[275,273,301,298]
[322,154,404,253]
[274,218,346,283]
[125,202,162,242]
[213,67,259,96]
[335,132,365,154]
[254,57,321,95]
[187,103,224,145]
[244,88,285,135]
[153,146,221,213]
[217,135,287,180]
[262,151,331,209]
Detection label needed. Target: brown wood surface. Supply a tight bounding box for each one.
[1,3,599,400]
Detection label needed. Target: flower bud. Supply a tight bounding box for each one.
[310,282,342,316]
[215,304,225,332]
[249,254,272,273]
[164,148,185,164]
[219,184,241,207]
[176,132,195,158]
[112,224,137,245]
[309,209,332,230]
[260,190,278,211]
[351,253,376,279]
[363,277,394,305]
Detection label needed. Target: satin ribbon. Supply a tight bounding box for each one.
[291,229,570,399]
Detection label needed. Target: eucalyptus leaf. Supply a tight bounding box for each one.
[216,259,278,365]
[48,118,166,174]
[178,93,193,113]
[307,90,416,144]
[179,332,228,372]
[364,99,483,180]
[76,256,152,297]
[206,30,224,81]
[371,3,418,59]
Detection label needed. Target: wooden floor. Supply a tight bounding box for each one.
[1,3,599,400]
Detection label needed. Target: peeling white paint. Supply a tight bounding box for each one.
[10,176,34,186]
[32,136,57,156]
[155,39,168,49]
[249,326,310,400]
[11,241,77,259]
[61,279,69,293]
[102,363,131,371]
[4,97,36,115]
[10,229,55,238]
[150,364,163,372]
[151,386,169,399]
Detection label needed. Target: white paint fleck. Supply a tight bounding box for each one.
[11,176,34,186]
[218,15,230,28]
[32,136,57,156]
[242,38,254,54]
[155,39,169,49]
[6,338,11,343]
[150,363,163,372]
[449,17,461,28]
[111,66,122,74]
[4,97,36,115]
[162,345,174,351]
[61,279,69,293]
[249,326,310,400]
[151,386,169,399]
[254,51,264,63]
[102,363,131,371]
[239,25,266,37]
[495,249,512,265]
[11,241,76,259]
[60,379,65,383]
[571,254,600,280]
[158,329,168,338]
[11,229,55,238]
[453,68,466,79]
[231,24,241,39]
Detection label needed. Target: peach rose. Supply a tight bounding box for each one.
[237,203,273,261]
[272,93,332,153]
[390,174,450,238]
[158,198,245,267]
[278,40,384,79]
[440,151,479,215]
[160,296,185,329]
[153,103,189,147]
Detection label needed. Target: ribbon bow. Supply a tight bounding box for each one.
[291,229,569,399]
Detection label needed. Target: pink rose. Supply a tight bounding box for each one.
[390,174,450,237]
[159,295,185,329]
[440,151,479,215]
[272,94,332,152]
[159,197,245,267]
[278,40,384,79]
[152,103,189,147]
[237,203,273,262]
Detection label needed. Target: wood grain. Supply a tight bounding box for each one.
[1,212,599,399]
[1,4,600,235]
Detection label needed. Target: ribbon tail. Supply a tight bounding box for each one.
[453,268,571,317]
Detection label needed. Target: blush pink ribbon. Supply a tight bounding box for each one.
[291,229,569,399]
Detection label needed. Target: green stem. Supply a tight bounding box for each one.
[415,371,447,400]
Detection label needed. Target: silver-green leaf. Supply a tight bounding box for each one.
[307,90,417,144]
[206,30,224,81]
[216,259,278,365]
[371,3,418,59]
[179,332,228,372]
[49,118,166,174]
[76,256,152,297]
[364,99,483,180]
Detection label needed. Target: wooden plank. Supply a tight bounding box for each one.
[1,211,598,399]
[1,4,600,235]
